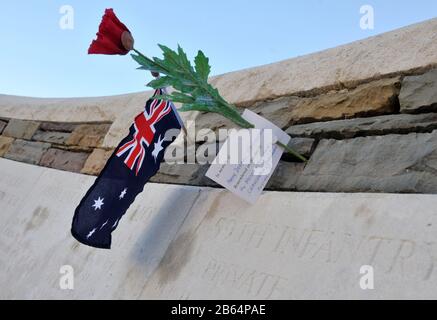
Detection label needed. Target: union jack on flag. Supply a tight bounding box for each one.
[116,94,173,175]
[71,88,182,249]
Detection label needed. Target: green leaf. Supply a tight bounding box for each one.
[131,54,165,74]
[171,92,196,103]
[191,88,203,98]
[194,95,215,106]
[171,79,196,94]
[216,107,253,128]
[158,44,178,60]
[194,50,211,82]
[147,76,174,88]
[132,47,247,126]
[158,44,182,70]
[179,103,216,113]
[154,92,195,104]
[177,45,191,68]
[129,45,305,161]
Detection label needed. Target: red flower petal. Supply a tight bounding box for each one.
[88,8,132,55]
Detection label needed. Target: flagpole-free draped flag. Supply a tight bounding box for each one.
[71,88,182,249]
[73,7,307,249]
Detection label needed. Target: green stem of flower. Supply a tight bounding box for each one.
[133,48,170,74]
[132,48,307,162]
[276,141,308,162]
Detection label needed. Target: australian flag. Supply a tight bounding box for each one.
[71,88,182,249]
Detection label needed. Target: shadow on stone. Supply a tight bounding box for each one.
[129,188,200,283]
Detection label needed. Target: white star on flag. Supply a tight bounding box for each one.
[151,135,164,162]
[119,188,127,199]
[86,228,96,239]
[92,197,104,210]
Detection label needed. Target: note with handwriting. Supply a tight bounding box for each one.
[206,109,290,204]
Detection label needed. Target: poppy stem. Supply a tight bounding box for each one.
[132,48,161,77]
[131,48,307,162]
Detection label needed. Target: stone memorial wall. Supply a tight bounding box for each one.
[2,158,437,299]
[2,18,437,299]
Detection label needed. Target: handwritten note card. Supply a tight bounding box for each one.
[206,109,290,204]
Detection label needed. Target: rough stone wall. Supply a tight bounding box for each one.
[156,69,437,193]
[1,18,437,194]
[1,68,437,193]
[0,119,111,174]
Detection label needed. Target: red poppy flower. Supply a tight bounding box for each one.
[88,8,134,55]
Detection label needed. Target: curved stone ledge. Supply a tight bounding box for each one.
[0,92,149,123]
[1,19,437,195]
[210,17,437,106]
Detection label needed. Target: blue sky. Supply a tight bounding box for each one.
[0,1,436,98]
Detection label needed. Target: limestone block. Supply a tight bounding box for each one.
[2,119,40,139]
[39,148,89,173]
[299,131,437,193]
[39,122,78,132]
[80,148,114,175]
[400,68,437,113]
[0,136,14,157]
[287,77,401,124]
[286,113,437,139]
[4,139,50,165]
[66,124,111,148]
[287,137,315,157]
[251,96,301,129]
[32,130,70,144]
